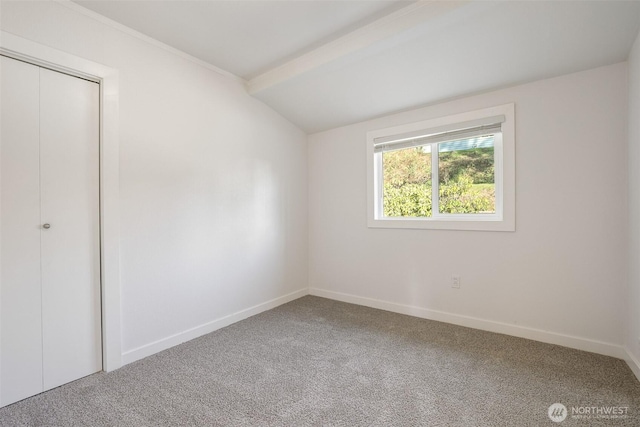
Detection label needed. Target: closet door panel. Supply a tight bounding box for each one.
[39,68,101,390]
[0,56,44,406]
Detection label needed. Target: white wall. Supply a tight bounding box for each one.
[0,1,308,362]
[309,63,628,356]
[1,0,634,371]
[627,31,640,372]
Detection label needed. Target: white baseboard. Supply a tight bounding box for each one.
[122,288,308,365]
[309,287,627,360]
[624,347,640,382]
[120,286,640,382]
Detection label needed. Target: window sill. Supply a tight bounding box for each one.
[367,216,515,231]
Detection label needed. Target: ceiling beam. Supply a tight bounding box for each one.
[246,0,471,95]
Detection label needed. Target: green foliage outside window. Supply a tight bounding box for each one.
[382,144,495,217]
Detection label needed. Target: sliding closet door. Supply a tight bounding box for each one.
[39,68,101,391]
[0,56,101,406]
[0,56,44,406]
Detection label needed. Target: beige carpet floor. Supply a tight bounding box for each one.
[0,295,638,426]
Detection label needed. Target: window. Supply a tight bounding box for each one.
[367,104,514,231]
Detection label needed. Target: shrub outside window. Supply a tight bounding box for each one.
[366,104,515,231]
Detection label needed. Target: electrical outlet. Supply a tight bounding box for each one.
[452,275,461,289]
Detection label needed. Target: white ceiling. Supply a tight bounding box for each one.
[73,0,413,79]
[73,0,640,133]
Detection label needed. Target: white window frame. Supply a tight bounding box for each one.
[366,103,515,231]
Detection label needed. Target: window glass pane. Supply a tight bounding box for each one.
[438,135,495,214]
[382,145,432,217]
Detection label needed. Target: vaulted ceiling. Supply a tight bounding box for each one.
[74,0,640,133]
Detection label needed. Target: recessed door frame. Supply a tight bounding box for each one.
[0,31,122,372]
